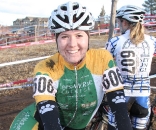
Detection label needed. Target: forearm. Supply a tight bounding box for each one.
[106,89,132,130]
[36,100,62,130]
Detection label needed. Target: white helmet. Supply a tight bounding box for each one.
[116,5,146,23]
[48,1,95,33]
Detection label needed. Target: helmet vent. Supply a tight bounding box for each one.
[73,4,79,10]
[81,16,90,25]
[54,9,57,12]
[126,9,133,12]
[51,19,60,29]
[61,6,67,11]
[140,14,144,19]
[57,15,69,23]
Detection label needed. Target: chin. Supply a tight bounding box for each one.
[69,60,80,65]
[67,57,83,65]
[71,61,79,65]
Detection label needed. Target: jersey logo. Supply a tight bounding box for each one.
[39,104,55,114]
[112,96,126,103]
[102,67,124,91]
[33,75,56,97]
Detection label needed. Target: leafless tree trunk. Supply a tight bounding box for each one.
[108,0,118,41]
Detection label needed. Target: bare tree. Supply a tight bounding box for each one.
[142,0,156,14]
[99,5,106,17]
[108,0,118,41]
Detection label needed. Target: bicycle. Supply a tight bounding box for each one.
[87,74,156,130]
[87,94,156,130]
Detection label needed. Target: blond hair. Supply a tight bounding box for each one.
[129,22,145,45]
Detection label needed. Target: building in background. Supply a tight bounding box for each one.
[94,15,110,30]
[0,17,50,45]
[12,16,48,35]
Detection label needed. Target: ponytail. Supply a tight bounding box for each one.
[130,22,145,45]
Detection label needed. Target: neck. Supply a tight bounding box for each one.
[122,26,129,34]
[72,58,83,66]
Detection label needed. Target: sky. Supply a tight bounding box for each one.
[0,0,146,26]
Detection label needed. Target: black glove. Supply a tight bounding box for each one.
[36,100,62,130]
[106,89,132,130]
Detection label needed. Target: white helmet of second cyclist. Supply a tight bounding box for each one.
[48,1,95,33]
[116,5,146,24]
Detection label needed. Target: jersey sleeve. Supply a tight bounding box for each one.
[105,41,112,52]
[33,57,62,130]
[101,50,124,93]
[33,59,57,104]
[102,66,124,93]
[105,37,118,58]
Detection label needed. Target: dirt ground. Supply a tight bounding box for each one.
[0,35,156,130]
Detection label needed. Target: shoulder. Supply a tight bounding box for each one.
[144,34,156,46]
[107,34,129,49]
[109,34,128,42]
[34,53,60,75]
[145,34,156,41]
[87,48,112,57]
[108,36,119,43]
[86,49,115,74]
[106,36,123,49]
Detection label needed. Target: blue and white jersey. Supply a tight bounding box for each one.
[106,30,156,96]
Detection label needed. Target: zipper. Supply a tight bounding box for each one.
[63,66,78,129]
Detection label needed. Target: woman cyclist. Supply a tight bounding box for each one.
[106,5,156,130]
[10,2,133,130]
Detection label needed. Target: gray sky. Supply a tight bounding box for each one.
[0,0,145,26]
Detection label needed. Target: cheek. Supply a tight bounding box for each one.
[57,39,66,50]
[80,38,89,48]
[58,43,65,52]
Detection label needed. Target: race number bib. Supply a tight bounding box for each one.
[116,49,140,75]
[102,67,124,92]
[33,75,57,97]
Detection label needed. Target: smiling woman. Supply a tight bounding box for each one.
[57,30,89,65]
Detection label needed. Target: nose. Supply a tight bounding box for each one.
[68,36,77,47]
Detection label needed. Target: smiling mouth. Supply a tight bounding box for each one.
[68,50,79,54]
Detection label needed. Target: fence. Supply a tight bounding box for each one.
[1,23,156,91]
[0,51,156,91]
